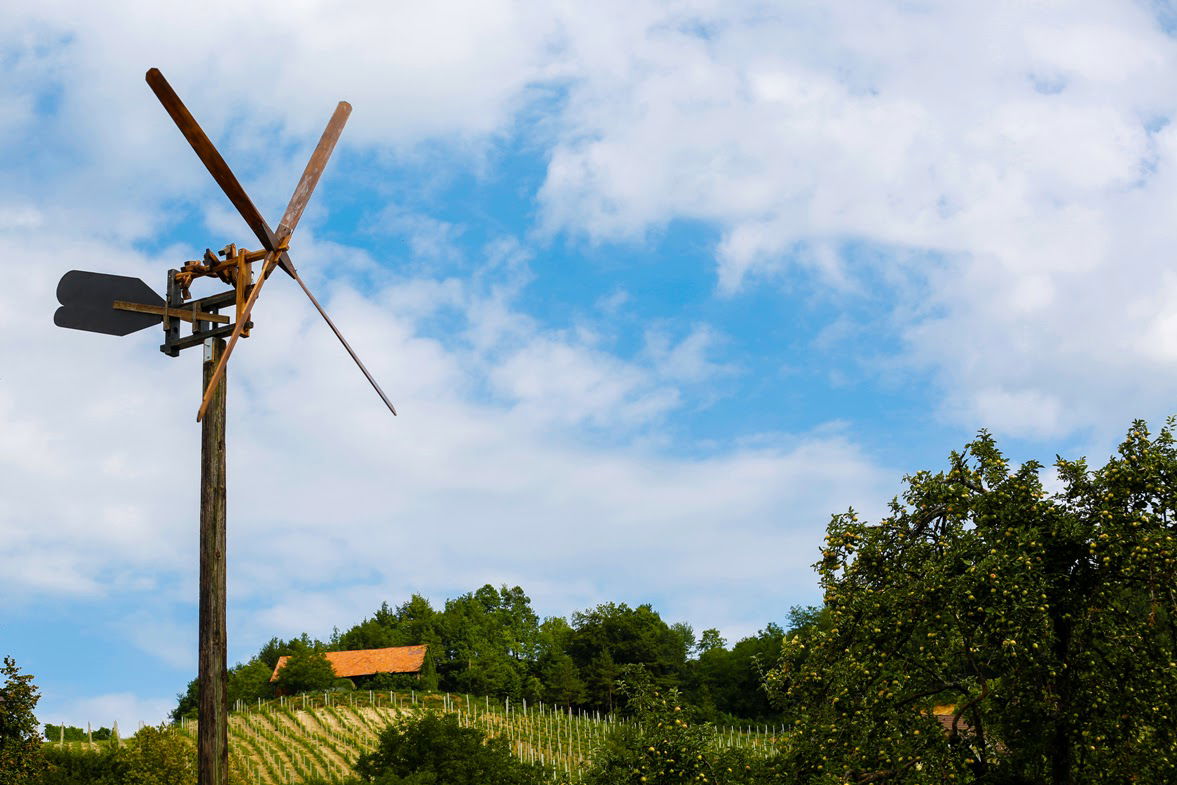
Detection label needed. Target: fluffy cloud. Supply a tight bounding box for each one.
[0,222,892,665]
[535,1,1177,440]
[7,0,1173,723]
[8,2,1177,447]
[45,693,176,736]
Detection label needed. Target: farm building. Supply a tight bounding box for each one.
[269,645,427,683]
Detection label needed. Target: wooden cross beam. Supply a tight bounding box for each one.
[112,301,230,324]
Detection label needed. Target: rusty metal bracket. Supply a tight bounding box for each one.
[160,246,259,356]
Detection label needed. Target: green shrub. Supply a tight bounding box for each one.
[366,673,420,691]
[36,745,126,785]
[584,667,783,785]
[124,725,195,785]
[353,711,546,785]
[35,725,194,785]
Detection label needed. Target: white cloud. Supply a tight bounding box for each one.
[377,205,466,267]
[9,0,1175,718]
[644,324,733,385]
[0,0,561,246]
[41,692,176,735]
[488,335,681,427]
[116,611,195,671]
[529,1,1177,440]
[0,222,892,668]
[8,1,1177,446]
[965,388,1065,441]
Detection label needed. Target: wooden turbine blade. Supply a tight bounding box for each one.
[292,270,397,416]
[145,68,296,278]
[277,103,395,416]
[275,101,352,243]
[197,100,359,422]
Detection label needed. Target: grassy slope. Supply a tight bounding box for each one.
[93,690,783,785]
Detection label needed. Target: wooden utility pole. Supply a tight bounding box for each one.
[198,336,228,785]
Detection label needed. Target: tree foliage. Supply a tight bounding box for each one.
[42,726,112,743]
[172,583,788,722]
[122,725,195,785]
[351,711,546,785]
[229,658,278,705]
[0,656,46,785]
[441,585,539,699]
[691,623,784,721]
[35,745,126,785]
[35,725,201,785]
[274,647,337,695]
[568,603,688,710]
[766,422,1177,784]
[584,666,781,785]
[170,678,198,723]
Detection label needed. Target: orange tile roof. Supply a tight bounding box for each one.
[932,705,974,735]
[270,645,427,682]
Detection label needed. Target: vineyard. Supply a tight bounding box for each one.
[50,691,786,784]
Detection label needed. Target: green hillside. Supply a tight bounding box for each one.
[165,690,782,784]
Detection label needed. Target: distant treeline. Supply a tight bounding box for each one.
[173,585,802,722]
[42,725,112,742]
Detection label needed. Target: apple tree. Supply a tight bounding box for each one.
[765,421,1177,784]
[0,656,46,785]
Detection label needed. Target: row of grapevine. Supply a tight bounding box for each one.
[165,690,787,784]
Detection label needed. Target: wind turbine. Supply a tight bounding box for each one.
[54,67,396,785]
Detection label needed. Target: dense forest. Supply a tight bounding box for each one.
[171,588,796,723]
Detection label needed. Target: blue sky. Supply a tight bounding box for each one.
[4,1,1177,729]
